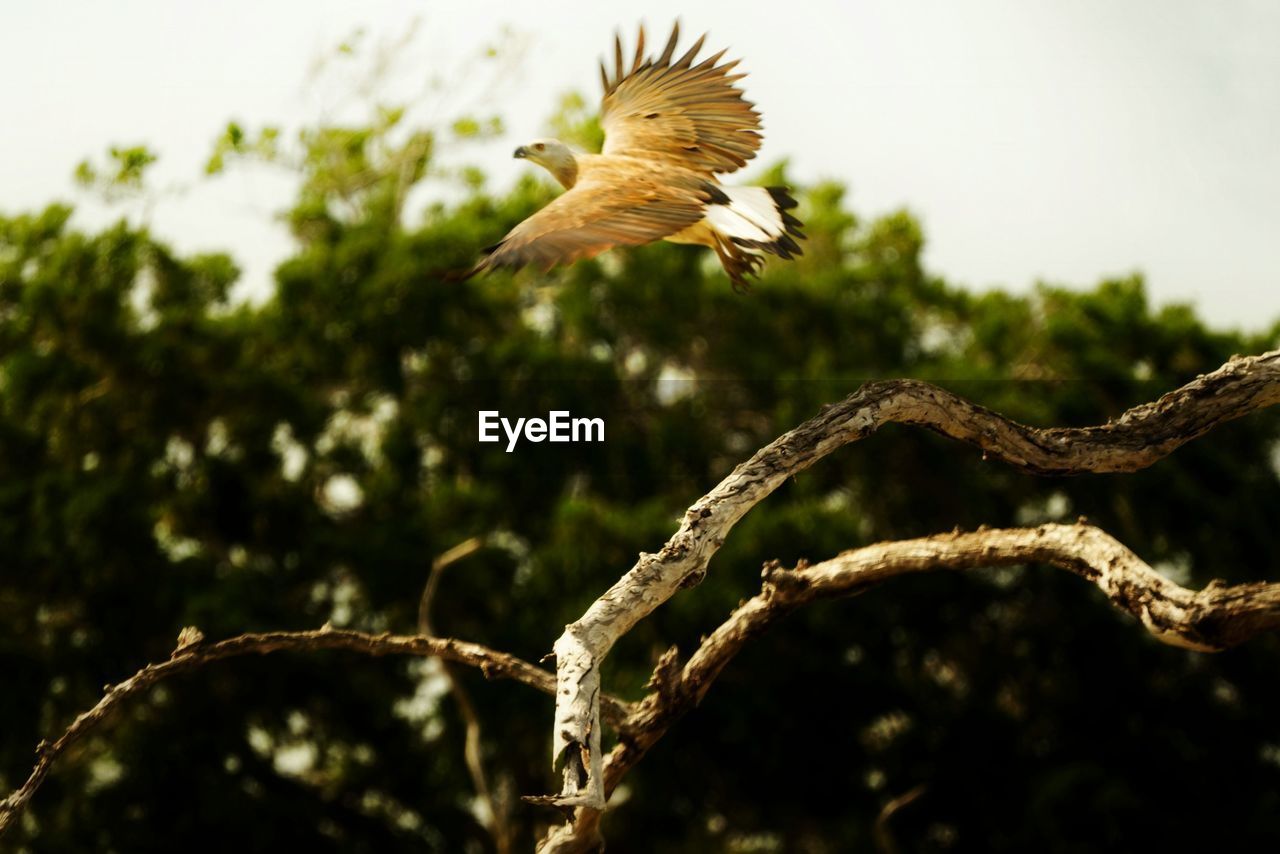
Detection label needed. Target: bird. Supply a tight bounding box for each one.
[470,21,804,292]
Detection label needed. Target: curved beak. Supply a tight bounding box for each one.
[513,146,528,159]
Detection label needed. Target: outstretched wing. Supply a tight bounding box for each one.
[600,22,762,175]
[475,172,712,273]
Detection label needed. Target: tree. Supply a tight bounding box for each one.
[3,56,1280,852]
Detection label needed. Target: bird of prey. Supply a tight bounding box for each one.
[472,22,804,292]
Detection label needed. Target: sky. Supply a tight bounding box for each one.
[3,0,1278,329]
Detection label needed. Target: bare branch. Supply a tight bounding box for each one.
[0,626,630,839]
[419,536,485,634]
[419,537,514,854]
[874,784,928,854]
[687,523,1280,698]
[13,350,1277,848]
[540,522,1280,850]
[547,349,1280,809]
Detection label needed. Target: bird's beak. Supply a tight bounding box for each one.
[513,146,528,159]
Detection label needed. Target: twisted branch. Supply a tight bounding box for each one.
[546,350,1280,810]
[7,351,1278,849]
[0,626,631,839]
[538,522,1280,851]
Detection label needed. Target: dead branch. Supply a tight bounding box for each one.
[9,351,1279,849]
[420,537,515,854]
[538,523,1280,851]
[544,350,1280,812]
[0,626,630,839]
[874,784,928,854]
[419,536,485,633]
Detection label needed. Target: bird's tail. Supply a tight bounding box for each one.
[703,185,805,291]
[705,186,806,259]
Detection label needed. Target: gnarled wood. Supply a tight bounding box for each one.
[539,523,1280,851]
[544,349,1280,815]
[6,351,1278,850]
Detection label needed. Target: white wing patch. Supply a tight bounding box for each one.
[661,182,804,291]
[704,186,786,245]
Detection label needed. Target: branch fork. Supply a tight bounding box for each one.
[4,351,1277,850]
[541,349,1280,826]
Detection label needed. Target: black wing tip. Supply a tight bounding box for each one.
[766,186,799,210]
[702,182,731,205]
[729,235,802,260]
[766,185,806,243]
[724,184,807,261]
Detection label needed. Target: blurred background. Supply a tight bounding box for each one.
[2,1,1279,851]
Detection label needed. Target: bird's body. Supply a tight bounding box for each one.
[473,22,804,291]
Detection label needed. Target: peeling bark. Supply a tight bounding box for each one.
[542,349,1279,825]
[539,523,1280,851]
[6,351,1278,849]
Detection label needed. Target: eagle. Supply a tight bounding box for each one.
[472,22,804,292]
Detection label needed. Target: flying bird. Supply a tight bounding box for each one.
[471,22,804,292]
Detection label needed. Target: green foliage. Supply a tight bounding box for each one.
[2,93,1279,854]
[73,145,160,200]
[205,122,281,175]
[547,91,605,152]
[450,115,504,140]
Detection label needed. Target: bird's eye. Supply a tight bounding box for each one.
[533,143,545,152]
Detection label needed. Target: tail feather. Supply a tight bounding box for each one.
[702,185,805,290]
[766,186,800,211]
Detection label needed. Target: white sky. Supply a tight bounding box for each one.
[3,0,1278,329]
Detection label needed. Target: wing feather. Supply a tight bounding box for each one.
[601,23,762,175]
[614,34,624,89]
[656,22,680,66]
[476,172,711,273]
[630,27,646,74]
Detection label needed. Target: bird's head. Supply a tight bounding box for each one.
[514,138,578,188]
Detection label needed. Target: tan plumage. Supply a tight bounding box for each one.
[479,156,714,272]
[474,22,804,291]
[600,22,762,174]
